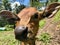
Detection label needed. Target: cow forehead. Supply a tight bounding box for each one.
[17,7,37,19]
[16,7,38,26]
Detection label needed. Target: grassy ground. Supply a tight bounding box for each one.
[53,10,60,22]
[0,30,20,45]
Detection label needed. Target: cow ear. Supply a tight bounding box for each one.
[42,2,60,18]
[0,10,20,24]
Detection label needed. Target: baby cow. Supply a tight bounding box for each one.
[0,2,60,45]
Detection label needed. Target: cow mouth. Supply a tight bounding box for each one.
[14,26,28,41]
[14,29,33,42]
[14,26,34,41]
[15,30,28,41]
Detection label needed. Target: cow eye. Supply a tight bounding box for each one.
[32,13,38,19]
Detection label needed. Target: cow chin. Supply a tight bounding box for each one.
[15,33,27,42]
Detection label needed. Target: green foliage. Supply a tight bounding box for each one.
[0,18,8,27]
[39,19,46,28]
[0,17,14,31]
[53,10,60,22]
[30,0,41,9]
[0,0,26,14]
[0,21,7,27]
[0,31,20,45]
[2,0,12,11]
[49,0,58,3]
[5,25,14,31]
[58,0,60,2]
[39,33,51,42]
[14,4,26,14]
[39,33,51,45]
[47,0,58,6]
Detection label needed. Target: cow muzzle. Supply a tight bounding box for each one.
[14,26,28,41]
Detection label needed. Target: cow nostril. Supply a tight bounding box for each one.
[14,26,28,41]
[14,26,28,34]
[19,26,27,30]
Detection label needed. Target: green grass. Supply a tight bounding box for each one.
[39,33,51,42]
[39,19,46,29]
[0,31,20,45]
[39,33,51,45]
[53,10,60,22]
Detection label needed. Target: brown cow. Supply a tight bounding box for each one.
[0,2,60,45]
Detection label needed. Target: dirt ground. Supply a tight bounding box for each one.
[36,17,60,45]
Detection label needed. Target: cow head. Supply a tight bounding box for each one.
[0,2,60,44]
[14,2,60,42]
